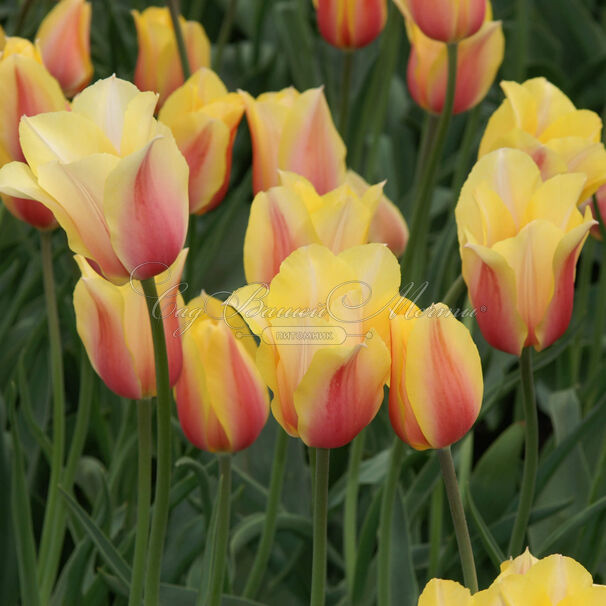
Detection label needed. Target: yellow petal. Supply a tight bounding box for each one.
[558,585,606,606]
[418,578,471,606]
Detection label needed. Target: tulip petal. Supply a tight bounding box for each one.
[294,332,389,448]
[522,77,577,134]
[539,109,602,143]
[418,579,471,606]
[558,586,606,606]
[104,135,189,280]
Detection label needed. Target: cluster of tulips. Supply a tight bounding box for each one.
[1,0,605,605]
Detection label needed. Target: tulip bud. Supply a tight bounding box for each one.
[159,68,244,215]
[36,0,93,97]
[0,37,66,229]
[389,301,483,450]
[0,76,189,283]
[404,6,504,115]
[240,87,346,195]
[174,293,269,453]
[73,250,187,399]
[232,243,400,448]
[243,172,383,284]
[313,0,387,50]
[132,6,211,108]
[396,0,486,43]
[456,149,596,355]
[418,579,471,606]
[480,77,606,203]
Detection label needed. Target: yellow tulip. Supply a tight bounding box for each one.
[132,6,211,107]
[231,243,400,447]
[36,0,93,97]
[159,68,244,215]
[0,76,189,284]
[418,579,471,606]
[479,77,606,203]
[174,293,269,453]
[456,149,595,355]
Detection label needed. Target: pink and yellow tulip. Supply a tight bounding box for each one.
[404,5,504,115]
[313,0,387,49]
[73,249,187,400]
[479,77,606,203]
[132,6,211,108]
[232,243,400,448]
[397,0,486,43]
[0,36,66,229]
[389,301,483,450]
[0,76,189,284]
[580,184,606,240]
[159,68,244,215]
[36,0,93,97]
[456,149,595,355]
[174,293,269,453]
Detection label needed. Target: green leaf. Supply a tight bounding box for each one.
[390,488,418,606]
[467,487,506,570]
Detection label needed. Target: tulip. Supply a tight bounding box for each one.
[396,0,486,43]
[231,243,400,448]
[0,76,189,284]
[404,5,504,115]
[132,6,211,107]
[174,293,269,452]
[243,171,384,284]
[580,184,606,240]
[497,548,539,579]
[345,170,409,256]
[240,87,346,195]
[73,249,187,400]
[36,0,93,97]
[159,68,244,215]
[313,0,387,49]
[480,77,606,203]
[0,37,66,229]
[456,149,595,355]
[418,579,471,606]
[389,301,483,450]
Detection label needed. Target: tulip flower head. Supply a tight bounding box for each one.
[36,0,93,97]
[74,249,187,400]
[175,293,269,453]
[0,36,66,229]
[396,0,486,43]
[159,68,244,215]
[132,6,211,107]
[0,76,190,283]
[313,0,388,50]
[232,243,400,448]
[404,4,504,114]
[480,77,606,203]
[389,301,483,450]
[456,149,596,355]
[240,87,346,195]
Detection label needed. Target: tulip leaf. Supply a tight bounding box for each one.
[467,486,506,569]
[405,452,441,522]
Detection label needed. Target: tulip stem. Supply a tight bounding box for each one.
[142,278,173,606]
[508,347,538,557]
[310,448,330,606]
[339,51,353,138]
[167,0,191,80]
[129,398,152,606]
[377,438,405,606]
[437,447,478,593]
[401,42,458,286]
[215,0,239,72]
[37,231,67,604]
[343,431,365,600]
[208,454,232,606]
[243,429,289,598]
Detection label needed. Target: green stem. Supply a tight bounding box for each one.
[508,347,538,557]
[401,43,458,286]
[442,274,465,309]
[377,439,405,606]
[243,430,289,598]
[343,431,365,599]
[339,51,353,138]
[167,0,191,80]
[310,448,330,606]
[37,232,66,604]
[208,455,232,606]
[142,278,173,606]
[129,399,152,606]
[215,0,239,72]
[450,105,481,196]
[427,482,444,579]
[437,448,478,593]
